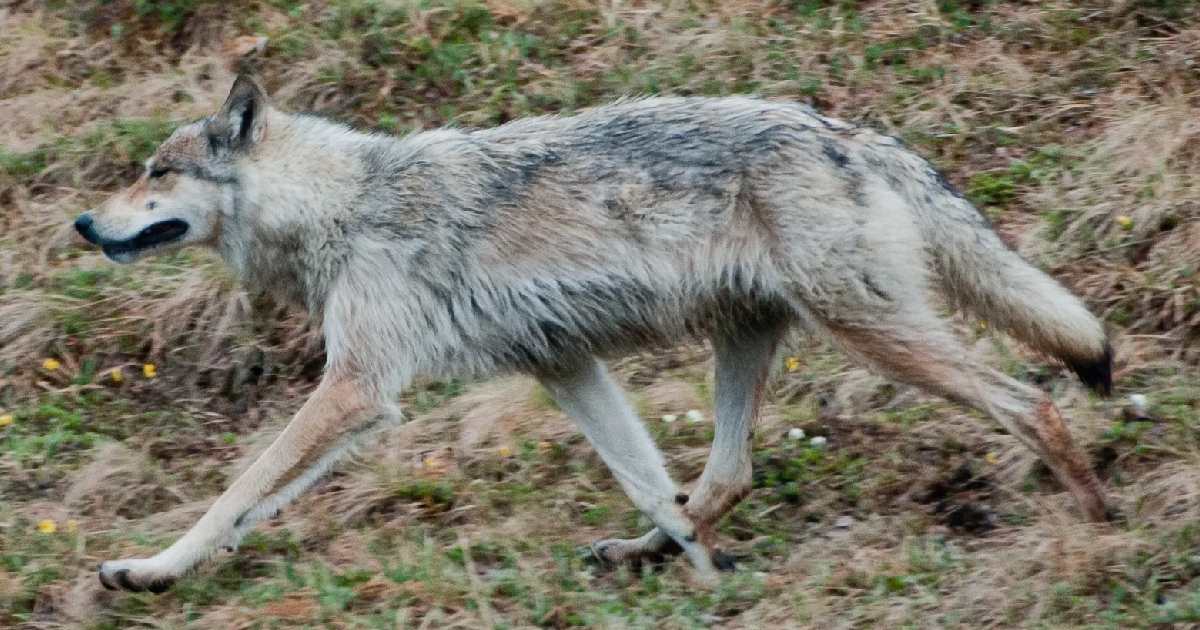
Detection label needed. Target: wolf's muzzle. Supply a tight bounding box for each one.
[74,214,190,258]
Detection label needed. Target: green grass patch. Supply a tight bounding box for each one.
[0,147,49,179]
[83,118,176,165]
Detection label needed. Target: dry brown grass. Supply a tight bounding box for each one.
[3,1,1200,628]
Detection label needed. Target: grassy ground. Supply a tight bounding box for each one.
[2,1,1199,627]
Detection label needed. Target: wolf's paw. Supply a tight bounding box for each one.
[584,535,684,571]
[585,535,736,572]
[711,548,738,572]
[98,559,177,593]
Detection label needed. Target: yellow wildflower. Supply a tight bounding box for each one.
[109,367,124,384]
[42,358,61,371]
[421,453,449,476]
[785,356,801,372]
[37,519,57,534]
[143,363,157,379]
[0,414,12,428]
[1115,215,1134,231]
[984,451,1000,465]
[498,446,513,458]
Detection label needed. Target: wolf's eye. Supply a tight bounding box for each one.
[148,166,171,179]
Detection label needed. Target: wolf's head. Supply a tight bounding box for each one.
[74,75,270,263]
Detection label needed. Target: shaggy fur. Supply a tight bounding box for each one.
[77,75,1112,592]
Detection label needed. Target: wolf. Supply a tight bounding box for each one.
[75,75,1112,592]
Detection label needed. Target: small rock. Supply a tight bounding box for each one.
[685,409,704,423]
[1123,393,1154,421]
[787,427,806,441]
[810,436,827,448]
[834,515,854,529]
[661,414,678,423]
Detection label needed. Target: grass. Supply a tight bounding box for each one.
[1,0,1199,627]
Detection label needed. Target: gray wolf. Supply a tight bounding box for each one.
[75,75,1112,592]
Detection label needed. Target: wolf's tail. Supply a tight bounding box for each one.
[909,169,1112,395]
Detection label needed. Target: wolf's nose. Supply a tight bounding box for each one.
[74,213,99,244]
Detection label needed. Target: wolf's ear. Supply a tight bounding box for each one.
[209,74,269,153]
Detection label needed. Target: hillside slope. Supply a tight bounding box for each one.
[1,1,1198,627]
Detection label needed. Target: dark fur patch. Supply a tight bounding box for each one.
[859,272,892,302]
[928,166,992,227]
[1066,342,1113,396]
[822,140,849,168]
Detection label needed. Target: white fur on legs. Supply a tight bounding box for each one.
[98,377,390,592]
[536,356,718,581]
[589,324,784,566]
[689,327,782,527]
[96,436,361,592]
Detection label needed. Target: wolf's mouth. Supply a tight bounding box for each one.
[101,219,190,257]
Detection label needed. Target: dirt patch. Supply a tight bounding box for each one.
[915,463,997,535]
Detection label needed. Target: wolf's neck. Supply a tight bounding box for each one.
[221,114,372,314]
[226,216,348,314]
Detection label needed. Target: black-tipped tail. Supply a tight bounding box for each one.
[1065,343,1113,397]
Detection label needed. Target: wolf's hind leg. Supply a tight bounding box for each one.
[536,357,722,581]
[820,305,1109,522]
[589,323,785,569]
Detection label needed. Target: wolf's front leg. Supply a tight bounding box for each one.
[98,376,388,592]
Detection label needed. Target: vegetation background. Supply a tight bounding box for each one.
[1,0,1198,627]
